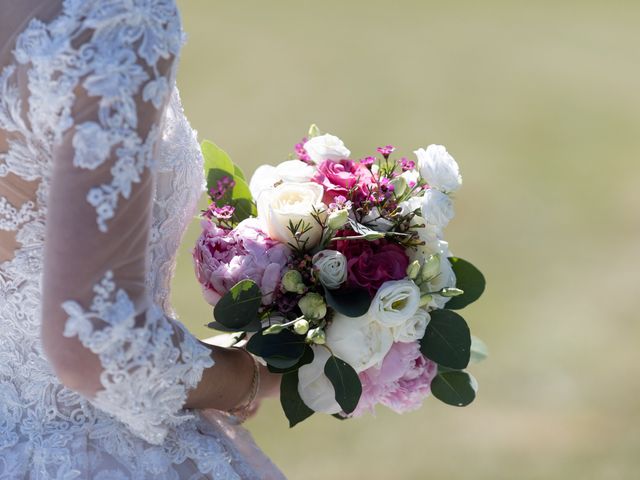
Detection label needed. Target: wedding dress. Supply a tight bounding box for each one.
[0,1,285,478]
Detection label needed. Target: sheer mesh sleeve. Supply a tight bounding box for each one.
[40,5,214,446]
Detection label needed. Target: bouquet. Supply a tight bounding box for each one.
[192,126,486,426]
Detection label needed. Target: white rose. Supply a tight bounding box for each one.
[312,250,347,289]
[415,144,462,193]
[369,279,421,328]
[392,308,430,343]
[276,159,315,183]
[258,182,326,249]
[304,134,351,163]
[297,346,341,414]
[427,251,457,310]
[249,164,281,202]
[325,312,394,373]
[421,188,454,229]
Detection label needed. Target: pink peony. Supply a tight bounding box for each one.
[334,236,409,297]
[350,341,438,417]
[312,159,374,204]
[193,217,291,306]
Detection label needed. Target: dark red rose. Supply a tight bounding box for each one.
[334,235,409,297]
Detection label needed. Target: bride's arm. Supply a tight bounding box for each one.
[39,13,276,445]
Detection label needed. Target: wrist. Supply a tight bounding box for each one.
[227,347,260,422]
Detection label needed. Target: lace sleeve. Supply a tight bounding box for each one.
[40,5,214,445]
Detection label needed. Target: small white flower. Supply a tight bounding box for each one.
[421,188,454,229]
[415,145,462,193]
[257,182,326,249]
[304,134,351,163]
[312,250,347,289]
[392,308,430,343]
[369,280,421,328]
[297,346,342,414]
[426,251,457,310]
[325,312,394,373]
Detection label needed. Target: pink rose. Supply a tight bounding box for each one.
[312,159,374,204]
[350,341,437,417]
[334,236,409,297]
[193,217,291,306]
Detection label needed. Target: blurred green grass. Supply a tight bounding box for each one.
[173,1,640,478]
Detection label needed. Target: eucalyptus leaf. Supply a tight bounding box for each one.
[213,280,262,331]
[324,287,371,318]
[420,309,471,369]
[324,355,362,414]
[207,319,261,333]
[267,345,315,374]
[246,329,306,369]
[280,370,314,427]
[445,257,486,310]
[431,370,478,407]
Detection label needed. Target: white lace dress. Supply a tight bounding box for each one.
[0,1,286,478]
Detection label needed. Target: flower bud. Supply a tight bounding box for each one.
[306,327,326,345]
[298,292,327,320]
[327,208,349,230]
[308,124,321,138]
[282,270,306,294]
[419,294,433,307]
[294,319,310,335]
[406,260,421,280]
[263,324,286,335]
[440,287,464,297]
[362,232,385,241]
[420,254,440,281]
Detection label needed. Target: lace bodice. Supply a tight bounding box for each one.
[0,2,285,478]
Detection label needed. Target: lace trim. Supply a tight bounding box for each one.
[0,197,37,231]
[62,271,214,445]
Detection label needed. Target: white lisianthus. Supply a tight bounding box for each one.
[275,159,316,183]
[421,188,454,228]
[369,280,421,328]
[312,250,347,289]
[415,144,462,193]
[325,313,394,373]
[397,195,423,217]
[392,308,430,343]
[304,134,351,163]
[297,346,341,414]
[258,182,326,249]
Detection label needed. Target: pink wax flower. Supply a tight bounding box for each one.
[377,145,396,158]
[334,235,409,297]
[295,137,312,163]
[399,157,415,171]
[312,159,375,204]
[351,341,438,417]
[193,217,291,306]
[360,156,376,168]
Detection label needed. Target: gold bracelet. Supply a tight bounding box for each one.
[227,347,261,423]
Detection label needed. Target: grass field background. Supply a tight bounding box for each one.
[172,1,640,478]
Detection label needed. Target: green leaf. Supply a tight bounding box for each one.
[324,355,362,414]
[470,335,489,364]
[445,257,486,310]
[431,370,478,407]
[420,309,471,369]
[280,370,314,427]
[246,329,307,369]
[201,140,234,175]
[332,413,349,421]
[267,345,314,373]
[206,319,261,333]
[213,280,262,331]
[324,287,371,318]
[233,164,247,181]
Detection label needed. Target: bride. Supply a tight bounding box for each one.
[0,1,286,478]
